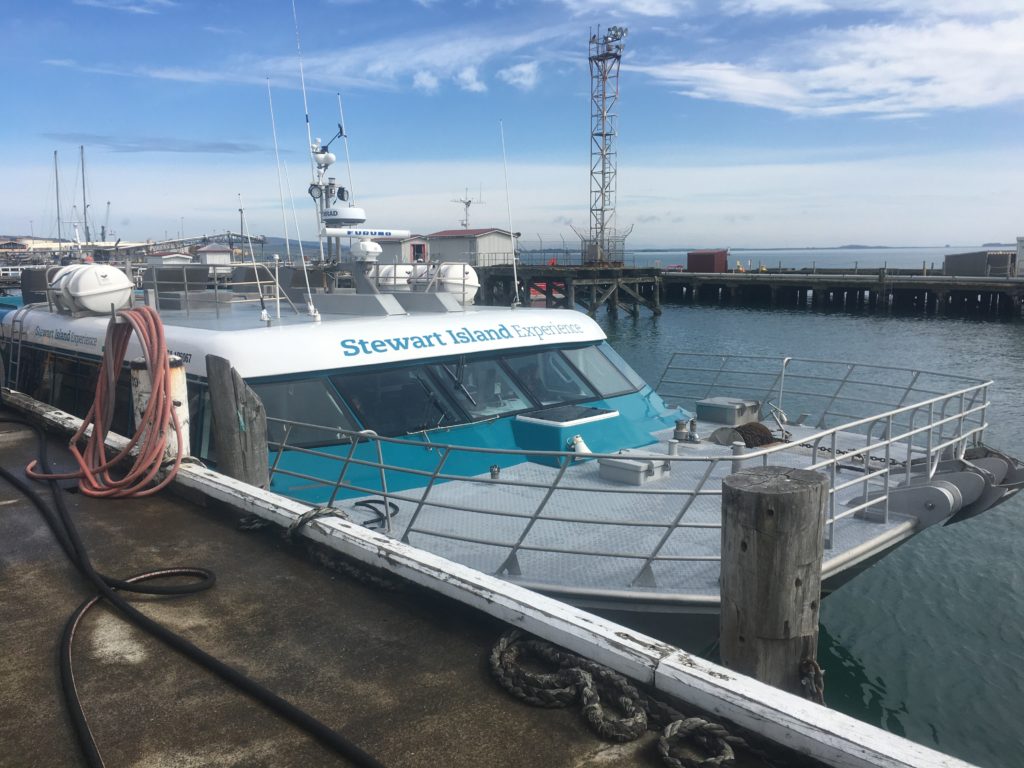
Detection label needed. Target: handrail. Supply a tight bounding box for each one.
[255,354,991,592]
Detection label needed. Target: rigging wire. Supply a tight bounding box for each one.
[499,120,521,307]
[238,194,269,319]
[266,77,292,263]
[336,92,356,205]
[290,0,327,268]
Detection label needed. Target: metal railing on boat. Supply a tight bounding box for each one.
[259,356,991,595]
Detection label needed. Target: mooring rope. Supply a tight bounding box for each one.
[489,630,778,768]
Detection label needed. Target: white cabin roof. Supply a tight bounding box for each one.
[5,303,606,379]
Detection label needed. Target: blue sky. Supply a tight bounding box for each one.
[2,0,1023,248]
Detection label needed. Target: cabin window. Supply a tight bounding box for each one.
[560,345,635,398]
[13,347,133,435]
[331,367,462,435]
[428,358,531,420]
[504,350,595,406]
[250,378,358,448]
[596,342,647,391]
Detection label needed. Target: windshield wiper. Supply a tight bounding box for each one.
[441,362,476,406]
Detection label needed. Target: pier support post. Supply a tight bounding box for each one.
[206,354,270,489]
[720,466,827,697]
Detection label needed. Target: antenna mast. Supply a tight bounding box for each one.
[451,188,483,229]
[80,145,91,244]
[54,151,63,260]
[586,25,630,264]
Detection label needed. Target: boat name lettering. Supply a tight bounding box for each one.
[510,322,584,341]
[339,321,585,357]
[33,327,99,348]
[168,350,193,363]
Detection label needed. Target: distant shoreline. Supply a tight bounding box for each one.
[631,244,1014,253]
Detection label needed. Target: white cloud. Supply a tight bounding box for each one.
[413,71,440,92]
[561,0,694,17]
[455,66,487,92]
[61,24,572,93]
[722,0,1023,19]
[72,0,176,13]
[630,15,1024,117]
[498,61,540,91]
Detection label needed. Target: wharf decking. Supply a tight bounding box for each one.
[475,264,1024,318]
[661,269,1024,316]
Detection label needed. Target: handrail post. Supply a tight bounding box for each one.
[926,401,935,479]
[402,446,452,543]
[374,437,393,534]
[267,422,292,485]
[883,415,892,524]
[326,429,376,506]
[497,454,573,576]
[631,458,718,587]
[826,432,837,549]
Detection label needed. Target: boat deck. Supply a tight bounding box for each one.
[341,420,917,607]
[1,414,723,768]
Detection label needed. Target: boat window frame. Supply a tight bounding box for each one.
[249,375,362,450]
[244,339,648,442]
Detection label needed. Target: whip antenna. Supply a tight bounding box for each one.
[499,120,521,308]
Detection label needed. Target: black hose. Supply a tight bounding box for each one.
[0,416,386,768]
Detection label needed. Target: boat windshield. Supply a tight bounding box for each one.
[331,366,464,435]
[251,342,645,439]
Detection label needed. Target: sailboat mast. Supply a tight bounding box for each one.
[54,151,63,259]
[80,145,91,244]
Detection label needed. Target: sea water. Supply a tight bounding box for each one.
[598,249,1024,767]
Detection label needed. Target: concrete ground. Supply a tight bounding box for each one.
[0,413,800,768]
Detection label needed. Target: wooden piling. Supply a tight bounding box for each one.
[206,354,269,488]
[720,466,828,697]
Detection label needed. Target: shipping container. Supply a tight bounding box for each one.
[687,249,729,273]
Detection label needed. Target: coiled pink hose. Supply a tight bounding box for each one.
[28,306,184,497]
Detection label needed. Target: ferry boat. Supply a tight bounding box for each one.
[2,142,1020,619]
[2,254,1022,619]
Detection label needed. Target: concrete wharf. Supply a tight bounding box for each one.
[0,394,980,768]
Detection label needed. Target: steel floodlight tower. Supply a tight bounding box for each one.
[587,25,628,264]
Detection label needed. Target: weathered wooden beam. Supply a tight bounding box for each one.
[206,354,269,488]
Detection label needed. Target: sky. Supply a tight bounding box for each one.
[1,0,1023,249]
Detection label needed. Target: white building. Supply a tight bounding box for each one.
[425,229,515,266]
[195,243,233,266]
[146,251,193,267]
[373,235,429,264]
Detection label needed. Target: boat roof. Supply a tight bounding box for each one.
[6,301,606,379]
